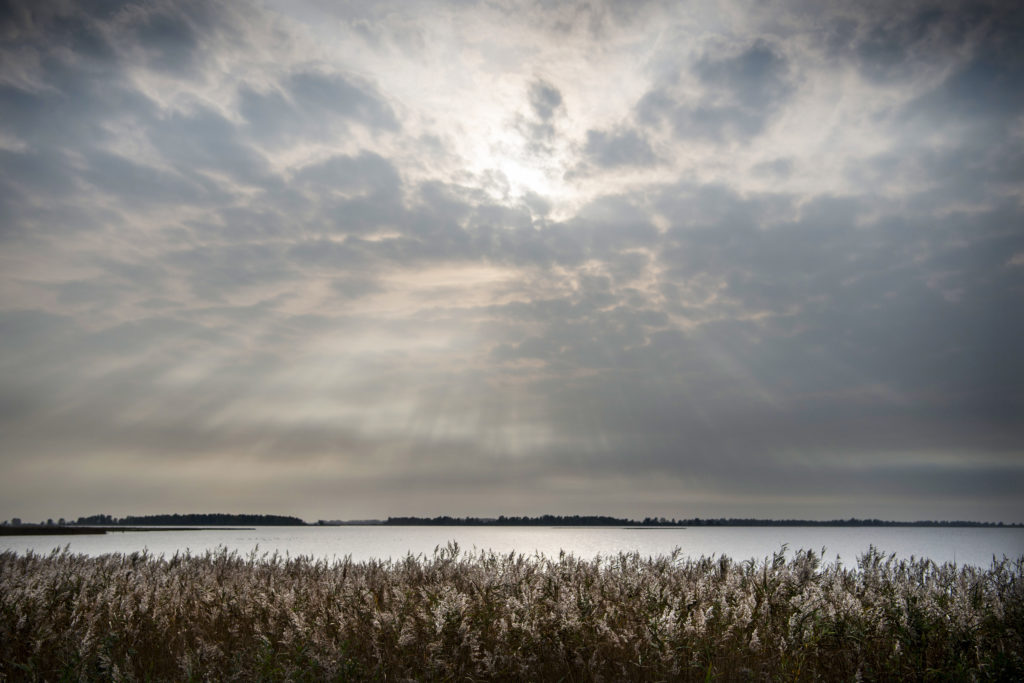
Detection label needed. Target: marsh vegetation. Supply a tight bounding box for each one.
[1,545,1021,681]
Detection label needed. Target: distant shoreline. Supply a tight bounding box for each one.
[366,522,1022,528]
[367,515,1024,528]
[4,514,1021,532]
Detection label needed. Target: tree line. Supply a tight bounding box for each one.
[4,514,1019,528]
[383,515,1020,527]
[69,513,307,526]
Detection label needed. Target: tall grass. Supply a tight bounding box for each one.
[2,544,1021,681]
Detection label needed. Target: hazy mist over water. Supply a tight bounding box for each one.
[3,527,1023,568]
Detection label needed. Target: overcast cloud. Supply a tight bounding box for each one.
[1,0,1022,522]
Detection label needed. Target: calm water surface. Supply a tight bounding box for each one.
[3,526,1023,567]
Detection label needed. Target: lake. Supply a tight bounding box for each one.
[3,525,1023,567]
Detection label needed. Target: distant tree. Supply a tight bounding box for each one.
[118,513,307,526]
[11,518,21,526]
[76,514,116,525]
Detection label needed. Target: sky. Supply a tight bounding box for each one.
[1,0,1022,523]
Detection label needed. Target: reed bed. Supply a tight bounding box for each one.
[1,544,1021,681]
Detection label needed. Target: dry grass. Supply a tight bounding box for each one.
[1,544,1021,681]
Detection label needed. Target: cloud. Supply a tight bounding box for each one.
[519,79,565,149]
[583,127,657,168]
[129,4,205,74]
[296,151,401,194]
[81,150,219,206]
[286,70,399,131]
[529,80,563,121]
[751,157,793,178]
[0,0,1021,522]
[240,70,405,146]
[638,39,792,142]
